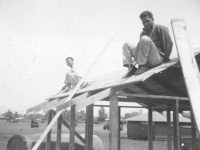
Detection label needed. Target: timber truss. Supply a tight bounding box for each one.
[27,20,200,150]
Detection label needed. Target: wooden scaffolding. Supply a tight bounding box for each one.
[27,20,200,150]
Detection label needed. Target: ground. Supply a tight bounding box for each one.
[0,122,168,150]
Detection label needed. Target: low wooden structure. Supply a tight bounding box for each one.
[25,20,200,150]
[126,111,191,139]
[0,116,7,122]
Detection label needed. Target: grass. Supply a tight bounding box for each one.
[0,122,168,150]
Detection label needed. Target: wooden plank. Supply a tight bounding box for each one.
[148,108,153,150]
[118,107,121,150]
[34,98,61,113]
[31,35,116,150]
[46,111,52,150]
[27,98,60,113]
[173,100,180,150]
[27,101,49,113]
[191,113,197,150]
[43,98,67,112]
[117,93,189,100]
[69,105,76,150]
[171,19,200,132]
[56,115,62,150]
[85,108,88,150]
[56,92,90,111]
[94,104,146,108]
[49,110,86,144]
[76,88,112,111]
[167,107,172,150]
[44,92,89,113]
[109,92,119,150]
[85,104,93,150]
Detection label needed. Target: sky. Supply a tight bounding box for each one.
[0,0,200,116]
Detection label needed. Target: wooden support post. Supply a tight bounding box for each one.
[109,92,119,150]
[85,108,88,150]
[69,105,76,150]
[46,111,52,150]
[148,108,153,150]
[191,112,197,150]
[173,100,180,150]
[118,106,121,150]
[85,104,94,150]
[167,107,172,150]
[56,114,62,150]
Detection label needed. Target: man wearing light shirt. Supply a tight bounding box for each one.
[61,57,82,92]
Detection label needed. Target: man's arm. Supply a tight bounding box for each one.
[71,67,82,78]
[72,72,82,78]
[157,26,173,61]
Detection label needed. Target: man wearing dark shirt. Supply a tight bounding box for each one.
[123,11,173,78]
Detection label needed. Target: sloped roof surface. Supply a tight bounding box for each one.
[27,49,200,113]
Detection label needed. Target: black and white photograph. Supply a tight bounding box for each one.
[0,0,200,150]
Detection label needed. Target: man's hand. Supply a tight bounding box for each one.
[61,85,67,91]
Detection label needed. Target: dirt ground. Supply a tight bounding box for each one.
[0,122,168,150]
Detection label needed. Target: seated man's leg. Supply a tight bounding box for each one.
[64,83,72,92]
[64,73,80,91]
[122,43,137,68]
[134,36,163,75]
[136,36,163,67]
[123,43,141,78]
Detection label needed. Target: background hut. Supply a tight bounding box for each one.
[125,111,191,139]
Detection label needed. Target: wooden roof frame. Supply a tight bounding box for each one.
[27,19,200,150]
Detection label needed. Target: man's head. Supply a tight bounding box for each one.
[139,11,154,30]
[66,57,74,68]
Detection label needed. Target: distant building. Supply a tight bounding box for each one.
[125,111,191,139]
[0,116,7,122]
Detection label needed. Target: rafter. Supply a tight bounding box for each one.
[135,82,155,94]
[150,76,185,96]
[116,93,189,100]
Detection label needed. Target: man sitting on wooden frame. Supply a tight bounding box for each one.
[123,10,173,78]
[61,57,82,92]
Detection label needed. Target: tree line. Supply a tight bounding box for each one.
[1,107,145,122]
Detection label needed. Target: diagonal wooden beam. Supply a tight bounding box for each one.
[44,92,90,112]
[49,110,86,144]
[75,88,113,111]
[27,100,51,114]
[56,92,91,111]
[172,19,200,133]
[34,98,62,113]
